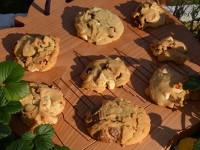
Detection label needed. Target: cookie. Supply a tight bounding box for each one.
[85,98,150,146]
[75,7,124,45]
[80,57,131,93]
[145,65,188,108]
[132,1,174,29]
[20,82,65,128]
[14,35,60,72]
[150,36,188,64]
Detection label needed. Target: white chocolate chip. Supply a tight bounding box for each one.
[107,80,115,89]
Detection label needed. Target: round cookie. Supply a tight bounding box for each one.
[145,65,189,108]
[150,36,188,64]
[75,7,124,45]
[132,1,174,29]
[85,98,151,146]
[14,35,60,72]
[80,57,131,93]
[20,82,65,128]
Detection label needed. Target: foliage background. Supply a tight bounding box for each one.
[166,0,200,41]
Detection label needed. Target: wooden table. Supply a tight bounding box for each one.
[1,0,200,149]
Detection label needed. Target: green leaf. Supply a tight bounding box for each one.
[53,145,70,150]
[2,81,30,101]
[0,124,11,139]
[5,124,60,150]
[22,132,35,141]
[194,138,200,150]
[0,131,16,150]
[0,89,8,107]
[183,75,200,91]
[0,91,23,124]
[34,124,54,137]
[34,136,54,150]
[33,124,54,150]
[5,139,32,150]
[0,61,24,83]
[0,109,11,124]
[1,101,23,114]
[22,132,35,149]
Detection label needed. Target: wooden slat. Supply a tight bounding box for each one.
[1,0,200,149]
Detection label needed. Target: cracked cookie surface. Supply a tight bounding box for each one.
[75,7,124,45]
[85,98,151,146]
[145,65,188,108]
[20,82,65,129]
[14,35,60,72]
[80,57,130,93]
[132,2,174,29]
[150,36,188,64]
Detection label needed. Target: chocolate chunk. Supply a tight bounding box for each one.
[108,127,120,141]
[94,130,111,142]
[87,67,93,74]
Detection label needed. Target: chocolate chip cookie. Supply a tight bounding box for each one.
[80,57,131,93]
[85,98,151,146]
[20,82,65,128]
[145,65,189,108]
[150,36,188,64]
[14,35,60,72]
[132,1,174,29]
[75,7,124,45]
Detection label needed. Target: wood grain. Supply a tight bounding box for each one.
[2,0,200,149]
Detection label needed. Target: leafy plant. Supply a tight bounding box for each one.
[0,89,23,125]
[194,138,200,150]
[0,124,11,139]
[0,61,30,101]
[183,75,200,91]
[0,61,27,142]
[5,124,70,150]
[53,146,70,150]
[0,130,16,150]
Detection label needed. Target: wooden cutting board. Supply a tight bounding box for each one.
[1,0,200,149]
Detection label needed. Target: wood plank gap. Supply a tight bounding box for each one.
[54,131,65,146]
[83,141,97,150]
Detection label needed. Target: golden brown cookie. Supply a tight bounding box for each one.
[14,35,60,72]
[132,1,174,29]
[150,36,188,64]
[75,7,124,45]
[85,98,150,146]
[145,65,188,108]
[80,57,131,93]
[20,82,65,128]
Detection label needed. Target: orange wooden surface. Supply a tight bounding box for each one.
[1,0,200,149]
